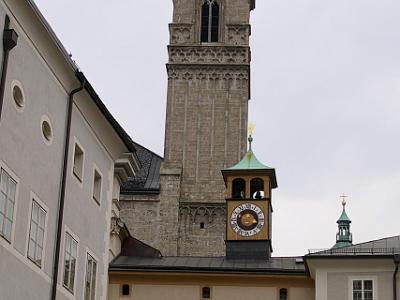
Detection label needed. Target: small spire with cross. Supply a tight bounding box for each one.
[333,193,353,248]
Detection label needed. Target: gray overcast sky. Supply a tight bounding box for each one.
[34,0,400,256]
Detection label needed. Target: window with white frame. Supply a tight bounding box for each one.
[73,143,84,181]
[84,253,97,300]
[0,168,17,242]
[352,279,373,300]
[27,200,46,267]
[63,233,78,293]
[92,169,102,205]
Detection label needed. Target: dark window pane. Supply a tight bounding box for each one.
[280,288,288,300]
[353,291,362,300]
[364,280,373,290]
[364,291,373,300]
[353,280,362,290]
[202,287,211,298]
[201,3,209,42]
[211,2,219,42]
[122,284,130,296]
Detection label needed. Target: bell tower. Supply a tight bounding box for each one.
[164,0,256,256]
[222,130,277,258]
[333,195,353,249]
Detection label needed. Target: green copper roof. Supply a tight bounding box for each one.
[224,150,273,171]
[333,241,353,249]
[337,208,351,223]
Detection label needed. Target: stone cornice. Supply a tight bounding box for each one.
[168,45,250,65]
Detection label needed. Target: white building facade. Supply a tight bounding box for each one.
[0,0,139,299]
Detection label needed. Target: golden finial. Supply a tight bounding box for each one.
[340,193,348,208]
[248,123,255,137]
[248,123,255,151]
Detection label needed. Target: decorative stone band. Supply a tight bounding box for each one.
[167,65,250,81]
[225,24,251,46]
[179,202,226,223]
[169,23,193,45]
[168,45,250,65]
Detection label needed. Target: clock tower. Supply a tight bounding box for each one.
[222,131,277,258]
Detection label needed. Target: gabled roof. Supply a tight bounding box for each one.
[121,143,163,194]
[307,235,400,257]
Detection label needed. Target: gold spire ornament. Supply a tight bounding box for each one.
[248,123,255,151]
[248,123,255,137]
[340,193,348,208]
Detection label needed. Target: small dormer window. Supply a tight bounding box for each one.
[201,0,220,43]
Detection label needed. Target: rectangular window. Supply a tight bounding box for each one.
[353,280,373,300]
[27,200,46,267]
[84,253,97,300]
[63,233,78,293]
[73,143,84,181]
[0,168,16,242]
[92,169,102,205]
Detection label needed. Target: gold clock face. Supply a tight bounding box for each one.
[230,203,265,237]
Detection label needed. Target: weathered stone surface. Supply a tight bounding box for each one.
[121,0,253,257]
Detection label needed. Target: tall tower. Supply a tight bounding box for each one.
[164,0,255,255]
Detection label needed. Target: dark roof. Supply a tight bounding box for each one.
[109,256,307,275]
[120,236,162,258]
[26,0,137,155]
[307,235,400,257]
[121,142,163,194]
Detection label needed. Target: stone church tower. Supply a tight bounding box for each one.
[120,0,255,256]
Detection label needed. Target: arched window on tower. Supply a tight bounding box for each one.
[250,178,264,199]
[201,0,220,43]
[232,178,246,199]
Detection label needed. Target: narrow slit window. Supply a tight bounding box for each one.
[121,284,130,296]
[280,288,288,300]
[92,169,102,205]
[200,0,220,43]
[73,143,84,181]
[0,168,17,242]
[202,286,211,299]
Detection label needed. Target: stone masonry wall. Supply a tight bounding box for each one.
[120,169,181,256]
